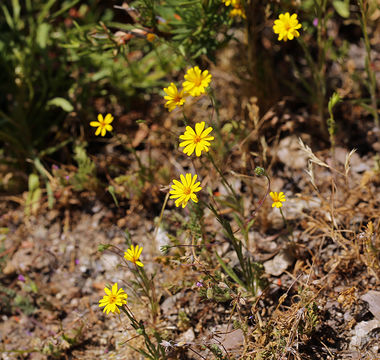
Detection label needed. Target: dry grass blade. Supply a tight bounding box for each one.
[305,161,317,190]
[297,138,330,168]
[344,148,357,177]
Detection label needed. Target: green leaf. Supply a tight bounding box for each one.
[216,253,245,288]
[332,0,350,18]
[47,97,74,112]
[28,174,40,192]
[33,158,50,178]
[46,181,54,209]
[11,0,20,24]
[31,188,42,214]
[107,186,119,207]
[98,244,112,252]
[36,23,50,48]
[51,0,81,18]
[37,0,56,24]
[1,4,14,29]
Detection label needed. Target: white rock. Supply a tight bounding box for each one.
[264,249,294,276]
[350,319,380,348]
[361,291,380,321]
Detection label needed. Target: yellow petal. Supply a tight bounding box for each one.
[195,122,205,136]
[112,283,118,295]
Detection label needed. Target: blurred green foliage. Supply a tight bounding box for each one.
[0,0,82,165]
[127,0,234,61]
[0,0,235,185]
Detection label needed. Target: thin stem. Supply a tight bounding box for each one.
[279,207,293,240]
[182,109,189,126]
[206,152,238,201]
[136,266,159,321]
[115,132,145,177]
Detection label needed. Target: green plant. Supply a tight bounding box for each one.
[209,203,267,296]
[98,230,164,359]
[128,0,233,62]
[327,91,341,150]
[0,0,80,166]
[71,142,98,191]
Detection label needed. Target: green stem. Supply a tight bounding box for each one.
[206,152,238,201]
[182,109,189,126]
[279,207,293,240]
[115,132,146,179]
[132,266,159,321]
[121,305,163,359]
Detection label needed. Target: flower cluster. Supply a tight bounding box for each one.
[170,118,215,207]
[161,67,215,209]
[163,66,212,112]
[222,0,246,19]
[98,244,144,314]
[95,7,301,319]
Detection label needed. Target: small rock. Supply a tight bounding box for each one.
[99,253,120,272]
[277,136,308,169]
[208,324,244,351]
[177,327,195,345]
[161,293,182,317]
[264,249,294,276]
[361,291,380,321]
[155,227,170,252]
[219,328,244,351]
[350,319,380,348]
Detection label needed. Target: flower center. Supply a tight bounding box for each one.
[194,135,201,143]
[194,76,202,86]
[284,22,291,31]
[174,95,182,103]
[109,295,117,304]
[183,187,191,195]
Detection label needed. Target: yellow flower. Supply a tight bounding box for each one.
[273,13,302,42]
[222,0,233,5]
[229,0,246,18]
[99,283,128,315]
[146,33,156,42]
[179,122,214,157]
[270,191,286,208]
[182,66,212,97]
[124,244,144,267]
[170,173,202,208]
[90,113,114,136]
[230,7,246,19]
[163,83,186,112]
